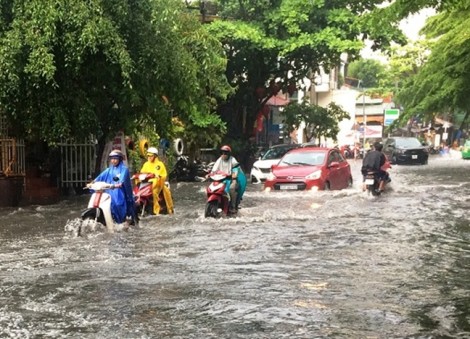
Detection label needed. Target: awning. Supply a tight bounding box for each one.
[355,116,384,124]
[266,94,290,106]
[434,117,453,127]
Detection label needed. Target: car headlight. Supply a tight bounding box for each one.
[305,170,321,180]
[252,166,260,172]
[267,172,276,180]
[396,148,405,154]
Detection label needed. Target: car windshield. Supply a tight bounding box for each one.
[279,151,325,166]
[262,146,293,160]
[395,138,422,148]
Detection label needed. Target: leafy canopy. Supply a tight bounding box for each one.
[281,101,350,143]
[207,0,406,138]
[0,0,232,147]
[394,1,470,124]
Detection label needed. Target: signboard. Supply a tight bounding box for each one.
[101,131,128,171]
[356,125,383,139]
[384,109,400,126]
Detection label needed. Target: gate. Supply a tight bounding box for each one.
[0,138,25,177]
[59,140,96,187]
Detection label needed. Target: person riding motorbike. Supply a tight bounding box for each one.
[209,145,247,213]
[88,149,137,225]
[361,141,389,192]
[139,147,174,215]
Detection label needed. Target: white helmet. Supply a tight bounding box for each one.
[109,149,124,159]
[147,147,158,156]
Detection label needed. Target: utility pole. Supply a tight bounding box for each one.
[359,80,366,152]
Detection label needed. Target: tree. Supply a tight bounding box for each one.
[347,59,386,88]
[281,101,350,144]
[206,0,406,143]
[377,0,470,128]
[0,0,232,171]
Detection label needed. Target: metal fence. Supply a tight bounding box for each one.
[59,140,96,187]
[0,138,25,177]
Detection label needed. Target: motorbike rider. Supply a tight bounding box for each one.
[361,141,389,192]
[88,149,137,225]
[210,145,247,213]
[139,147,174,215]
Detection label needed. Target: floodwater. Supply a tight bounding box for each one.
[0,156,469,338]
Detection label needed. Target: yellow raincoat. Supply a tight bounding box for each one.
[140,158,174,214]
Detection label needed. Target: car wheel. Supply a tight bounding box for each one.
[324,181,330,191]
[422,159,428,165]
[347,177,353,187]
[391,155,398,165]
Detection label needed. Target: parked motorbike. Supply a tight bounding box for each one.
[205,171,232,218]
[169,155,215,182]
[132,172,173,216]
[79,181,131,235]
[340,145,354,159]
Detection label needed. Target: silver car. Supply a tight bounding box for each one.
[250,144,300,183]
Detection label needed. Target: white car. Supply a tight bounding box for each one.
[250,144,300,183]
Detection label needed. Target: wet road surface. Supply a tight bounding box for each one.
[0,156,469,338]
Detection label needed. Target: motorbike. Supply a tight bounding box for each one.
[132,172,155,217]
[340,145,354,159]
[169,155,214,182]
[132,172,173,217]
[79,181,131,235]
[364,171,382,196]
[205,171,232,218]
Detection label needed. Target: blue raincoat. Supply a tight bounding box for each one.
[94,161,135,224]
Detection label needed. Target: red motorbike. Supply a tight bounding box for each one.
[132,172,156,217]
[132,172,171,217]
[205,171,232,218]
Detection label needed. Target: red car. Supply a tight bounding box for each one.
[264,147,353,191]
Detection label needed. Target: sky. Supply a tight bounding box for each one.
[361,8,436,61]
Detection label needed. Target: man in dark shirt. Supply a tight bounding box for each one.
[361,142,388,191]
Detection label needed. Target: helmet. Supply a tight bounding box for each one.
[220,145,231,153]
[109,149,124,158]
[147,147,159,156]
[373,142,383,151]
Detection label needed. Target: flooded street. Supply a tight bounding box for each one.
[1,156,469,338]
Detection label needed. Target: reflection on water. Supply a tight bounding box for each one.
[0,157,469,338]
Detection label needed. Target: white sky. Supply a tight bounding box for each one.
[361,8,436,61]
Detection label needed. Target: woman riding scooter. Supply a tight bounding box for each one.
[210,145,247,213]
[88,149,137,225]
[138,147,174,215]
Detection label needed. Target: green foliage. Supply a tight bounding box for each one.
[281,101,350,143]
[0,0,232,154]
[207,0,406,140]
[395,3,470,125]
[347,59,386,88]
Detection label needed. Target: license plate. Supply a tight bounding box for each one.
[365,178,374,185]
[280,184,298,190]
[412,155,418,159]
